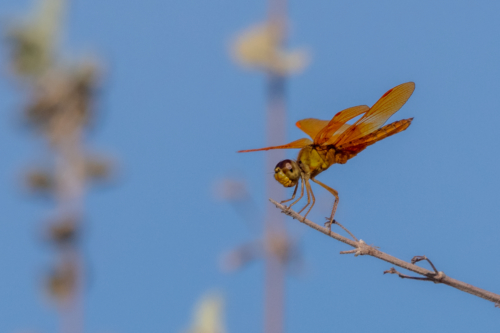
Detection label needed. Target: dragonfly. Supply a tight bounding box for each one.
[239,82,415,226]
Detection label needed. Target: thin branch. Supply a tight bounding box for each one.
[270,198,500,305]
[383,267,445,282]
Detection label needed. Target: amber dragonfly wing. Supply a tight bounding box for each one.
[313,105,369,145]
[295,118,329,140]
[295,105,369,144]
[333,82,415,146]
[238,137,312,153]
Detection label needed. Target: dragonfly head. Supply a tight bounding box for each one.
[274,160,301,187]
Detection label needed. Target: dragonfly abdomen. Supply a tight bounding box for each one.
[338,118,413,151]
[320,146,352,166]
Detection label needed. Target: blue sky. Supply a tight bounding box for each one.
[1,0,500,332]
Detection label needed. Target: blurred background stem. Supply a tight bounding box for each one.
[264,0,287,332]
[5,1,109,332]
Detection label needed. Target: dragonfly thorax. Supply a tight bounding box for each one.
[274,160,301,187]
[297,145,332,178]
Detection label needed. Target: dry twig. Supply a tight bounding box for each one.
[270,198,500,305]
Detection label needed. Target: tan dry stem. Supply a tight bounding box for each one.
[270,198,500,305]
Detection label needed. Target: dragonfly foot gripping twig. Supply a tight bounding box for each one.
[325,219,358,242]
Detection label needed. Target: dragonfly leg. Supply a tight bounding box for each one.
[301,178,316,222]
[311,178,339,229]
[298,176,311,215]
[280,182,299,205]
[287,176,305,209]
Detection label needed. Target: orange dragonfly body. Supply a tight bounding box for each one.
[239,82,415,225]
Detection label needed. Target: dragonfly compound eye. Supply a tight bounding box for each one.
[275,159,294,171]
[274,160,300,187]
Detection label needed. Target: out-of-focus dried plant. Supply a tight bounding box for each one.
[25,167,54,192]
[24,61,98,137]
[4,1,114,332]
[85,153,115,183]
[214,179,302,271]
[222,235,303,274]
[228,5,309,332]
[184,293,226,333]
[214,177,262,224]
[264,232,298,268]
[6,0,65,78]
[46,259,77,303]
[221,241,261,272]
[213,178,249,202]
[46,216,79,245]
[231,21,309,75]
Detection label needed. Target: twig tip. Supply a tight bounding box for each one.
[383,267,397,275]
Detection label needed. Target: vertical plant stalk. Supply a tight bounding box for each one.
[31,69,97,333]
[7,2,109,332]
[51,86,86,333]
[264,74,287,333]
[264,0,288,331]
[23,67,101,333]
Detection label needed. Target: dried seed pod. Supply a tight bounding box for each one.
[47,217,78,245]
[213,178,248,202]
[86,155,113,181]
[46,260,76,302]
[25,97,58,126]
[25,168,53,192]
[221,242,261,272]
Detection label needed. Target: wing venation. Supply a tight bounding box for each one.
[296,118,329,140]
[238,137,312,153]
[314,105,369,145]
[334,82,415,146]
